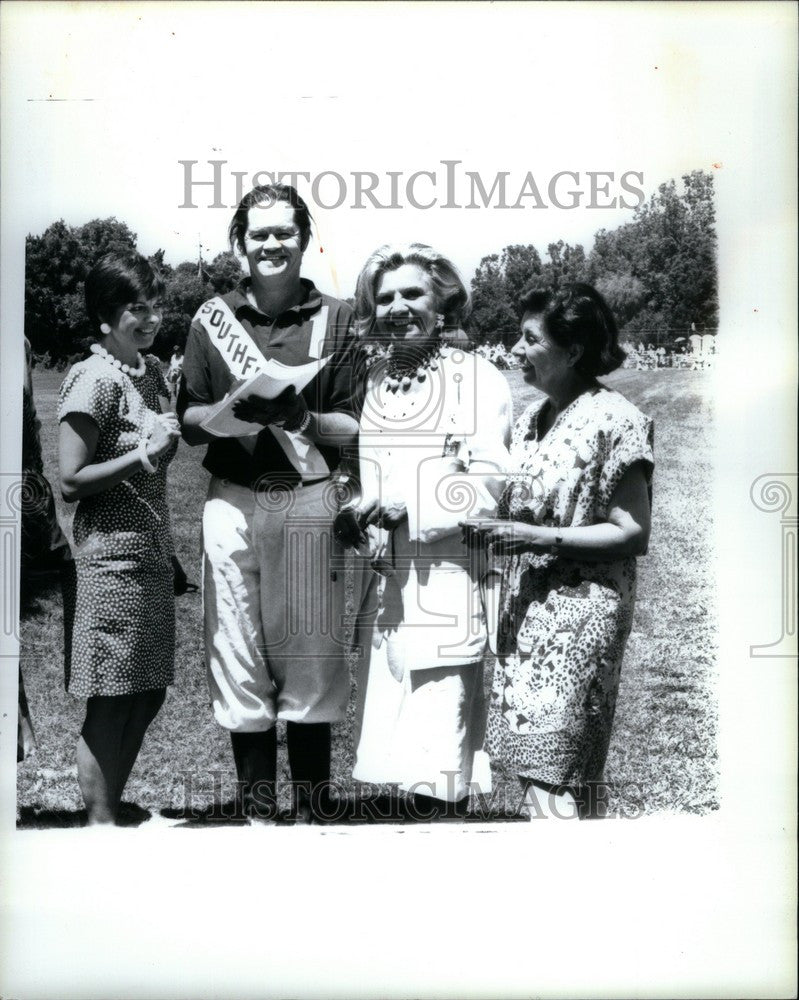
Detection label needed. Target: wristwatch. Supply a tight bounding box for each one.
[283,406,312,434]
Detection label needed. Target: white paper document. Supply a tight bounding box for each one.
[199,356,329,438]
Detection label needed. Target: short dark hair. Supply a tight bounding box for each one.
[228,183,313,256]
[518,283,626,377]
[84,251,165,330]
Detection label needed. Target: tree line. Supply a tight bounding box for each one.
[469,170,718,346]
[24,171,717,365]
[24,219,243,365]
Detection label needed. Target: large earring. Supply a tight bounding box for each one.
[435,315,445,332]
[100,323,111,335]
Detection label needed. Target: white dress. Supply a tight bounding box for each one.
[352,348,512,801]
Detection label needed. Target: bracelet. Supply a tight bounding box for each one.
[138,438,159,474]
[549,532,563,556]
[284,408,312,434]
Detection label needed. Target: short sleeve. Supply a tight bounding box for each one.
[176,321,213,416]
[598,409,655,512]
[466,361,512,482]
[407,360,512,543]
[58,363,121,429]
[510,402,540,458]
[310,310,366,420]
[327,335,368,419]
[145,354,170,398]
[475,365,513,453]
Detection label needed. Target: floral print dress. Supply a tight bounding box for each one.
[485,385,654,785]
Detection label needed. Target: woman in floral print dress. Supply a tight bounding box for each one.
[462,284,654,819]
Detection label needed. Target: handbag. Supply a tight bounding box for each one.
[478,566,503,656]
[172,555,198,595]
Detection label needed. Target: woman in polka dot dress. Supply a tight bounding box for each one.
[58,252,181,825]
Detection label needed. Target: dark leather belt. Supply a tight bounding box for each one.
[251,475,330,493]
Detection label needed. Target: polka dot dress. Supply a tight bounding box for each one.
[58,354,178,698]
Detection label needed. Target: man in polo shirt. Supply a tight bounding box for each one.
[178,183,363,823]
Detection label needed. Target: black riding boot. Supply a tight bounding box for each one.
[230,729,278,820]
[286,721,333,823]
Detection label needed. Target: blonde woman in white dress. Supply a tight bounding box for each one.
[336,244,511,818]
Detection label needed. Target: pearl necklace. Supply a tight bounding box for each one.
[90,342,146,377]
[381,347,442,393]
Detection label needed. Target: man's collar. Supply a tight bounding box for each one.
[231,277,322,319]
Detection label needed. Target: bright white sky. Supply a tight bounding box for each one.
[1,1,779,296]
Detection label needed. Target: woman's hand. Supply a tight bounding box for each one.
[232,386,308,429]
[333,508,368,549]
[363,499,407,530]
[459,518,553,555]
[158,412,181,434]
[334,497,408,547]
[332,491,417,553]
[146,414,181,459]
[60,409,179,503]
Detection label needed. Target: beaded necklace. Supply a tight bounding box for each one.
[381,344,443,393]
[90,342,146,377]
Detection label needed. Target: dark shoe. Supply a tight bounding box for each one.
[407,792,469,822]
[230,730,277,821]
[291,782,344,825]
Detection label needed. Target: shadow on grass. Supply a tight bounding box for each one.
[160,800,251,828]
[159,792,528,828]
[19,568,65,619]
[16,802,154,829]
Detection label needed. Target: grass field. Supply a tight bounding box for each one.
[16,366,718,826]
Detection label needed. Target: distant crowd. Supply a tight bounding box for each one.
[472,343,520,369]
[30,337,716,377]
[621,342,716,370]
[470,340,716,373]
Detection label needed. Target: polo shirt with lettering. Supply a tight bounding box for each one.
[177,278,365,489]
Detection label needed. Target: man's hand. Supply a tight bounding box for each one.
[232,386,308,429]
